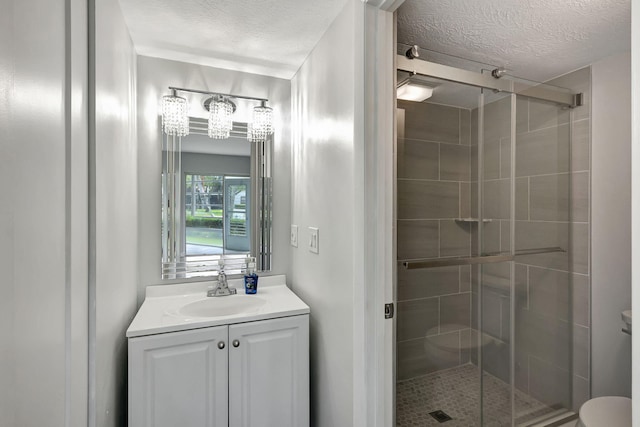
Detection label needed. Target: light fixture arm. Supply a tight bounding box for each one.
[168,86,268,103]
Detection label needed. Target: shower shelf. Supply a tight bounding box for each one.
[454,218,492,223]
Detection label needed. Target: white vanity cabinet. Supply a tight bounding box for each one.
[128,314,309,427]
[228,315,309,427]
[128,325,229,427]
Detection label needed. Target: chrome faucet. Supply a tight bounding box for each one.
[207,267,237,297]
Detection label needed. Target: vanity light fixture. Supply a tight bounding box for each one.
[162,86,274,141]
[247,101,274,142]
[246,123,260,143]
[207,96,234,139]
[161,89,189,136]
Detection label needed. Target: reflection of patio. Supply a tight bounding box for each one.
[186,244,223,255]
[186,227,223,246]
[186,226,250,255]
[186,244,247,256]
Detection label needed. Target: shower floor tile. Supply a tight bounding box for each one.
[396,364,552,426]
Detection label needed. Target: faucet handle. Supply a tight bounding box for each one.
[218,270,227,285]
[208,285,236,297]
[217,259,228,283]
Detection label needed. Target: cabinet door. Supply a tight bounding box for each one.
[229,315,309,427]
[129,326,229,427]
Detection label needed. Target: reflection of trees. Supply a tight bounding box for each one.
[186,175,249,222]
[228,185,246,208]
[187,175,224,214]
[195,175,209,212]
[201,175,222,192]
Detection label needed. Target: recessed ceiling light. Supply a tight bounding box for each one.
[397,81,434,102]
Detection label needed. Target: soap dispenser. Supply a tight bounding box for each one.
[244,256,259,294]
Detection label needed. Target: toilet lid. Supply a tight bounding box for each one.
[580,396,631,427]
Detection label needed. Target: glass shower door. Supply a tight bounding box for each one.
[396,68,576,426]
[511,95,574,424]
[396,77,486,426]
[475,89,575,425]
[474,89,517,426]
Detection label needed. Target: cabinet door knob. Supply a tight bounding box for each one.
[232,339,240,348]
[218,341,225,350]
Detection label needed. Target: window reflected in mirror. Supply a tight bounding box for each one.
[162,113,271,280]
[184,174,251,256]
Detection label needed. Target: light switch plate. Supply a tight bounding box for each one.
[308,227,319,254]
[290,225,298,247]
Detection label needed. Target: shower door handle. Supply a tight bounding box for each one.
[402,254,513,270]
[401,247,565,270]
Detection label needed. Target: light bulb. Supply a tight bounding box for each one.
[396,82,434,102]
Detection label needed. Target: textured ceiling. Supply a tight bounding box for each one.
[118,0,348,79]
[119,0,631,83]
[397,0,631,83]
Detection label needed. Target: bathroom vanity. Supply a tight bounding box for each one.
[126,275,309,427]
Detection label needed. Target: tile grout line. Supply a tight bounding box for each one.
[438,141,441,181]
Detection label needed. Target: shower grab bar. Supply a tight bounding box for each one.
[401,247,566,270]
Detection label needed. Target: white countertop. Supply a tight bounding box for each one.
[126,275,309,338]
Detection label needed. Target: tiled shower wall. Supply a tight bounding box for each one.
[396,100,474,380]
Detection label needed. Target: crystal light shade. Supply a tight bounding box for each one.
[246,123,262,143]
[208,98,234,139]
[162,93,189,137]
[248,102,273,142]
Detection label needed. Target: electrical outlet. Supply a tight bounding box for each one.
[290,225,298,247]
[308,227,319,254]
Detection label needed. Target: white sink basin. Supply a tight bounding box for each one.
[178,295,267,318]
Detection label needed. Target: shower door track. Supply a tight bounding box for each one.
[396,55,583,108]
[401,246,566,270]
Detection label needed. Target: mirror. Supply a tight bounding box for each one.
[161,93,272,280]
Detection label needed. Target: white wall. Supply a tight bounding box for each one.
[91,0,138,425]
[70,0,90,423]
[0,0,88,425]
[290,1,366,425]
[591,51,632,398]
[180,153,250,176]
[137,55,291,300]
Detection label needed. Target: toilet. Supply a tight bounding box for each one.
[575,396,631,426]
[575,311,632,426]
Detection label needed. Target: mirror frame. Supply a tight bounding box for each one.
[161,118,272,279]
